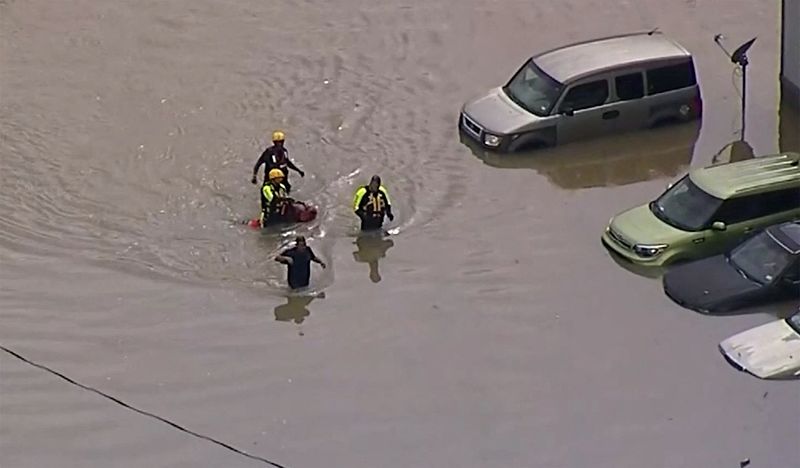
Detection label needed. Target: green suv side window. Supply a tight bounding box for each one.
[754,188,800,216]
[716,188,800,225]
[714,196,761,225]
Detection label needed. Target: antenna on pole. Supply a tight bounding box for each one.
[713,34,756,142]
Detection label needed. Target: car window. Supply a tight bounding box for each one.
[650,176,723,231]
[730,230,795,284]
[615,73,644,101]
[646,61,697,95]
[751,188,800,217]
[503,61,564,117]
[714,189,800,225]
[560,80,609,111]
[714,196,761,225]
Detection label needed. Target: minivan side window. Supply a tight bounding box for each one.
[615,73,644,101]
[559,80,609,111]
[646,61,697,95]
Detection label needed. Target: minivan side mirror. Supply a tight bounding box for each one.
[711,221,727,231]
[561,107,575,117]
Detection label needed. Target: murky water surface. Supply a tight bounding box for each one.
[1,1,797,467]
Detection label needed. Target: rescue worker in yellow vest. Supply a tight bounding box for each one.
[353,175,394,231]
[260,169,291,226]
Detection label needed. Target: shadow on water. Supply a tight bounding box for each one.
[353,232,395,283]
[458,121,700,190]
[604,247,665,279]
[710,138,755,165]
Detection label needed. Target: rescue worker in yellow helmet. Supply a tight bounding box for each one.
[260,168,292,226]
[353,175,394,231]
[251,130,304,193]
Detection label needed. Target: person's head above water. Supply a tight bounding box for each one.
[368,175,381,192]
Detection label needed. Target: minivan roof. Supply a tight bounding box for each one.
[690,152,800,199]
[533,31,692,84]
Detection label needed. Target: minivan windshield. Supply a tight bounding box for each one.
[728,231,794,284]
[650,176,723,231]
[502,60,563,117]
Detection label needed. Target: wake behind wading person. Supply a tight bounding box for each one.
[275,236,326,290]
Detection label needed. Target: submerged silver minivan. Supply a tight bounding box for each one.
[459,31,703,152]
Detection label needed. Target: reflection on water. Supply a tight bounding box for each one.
[274,295,315,325]
[459,122,699,190]
[353,233,395,283]
[604,246,666,280]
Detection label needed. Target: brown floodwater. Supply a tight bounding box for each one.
[1,1,798,467]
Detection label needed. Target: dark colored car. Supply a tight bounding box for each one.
[663,221,800,313]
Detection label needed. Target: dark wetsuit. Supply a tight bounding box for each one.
[253,145,301,191]
[353,185,393,231]
[280,246,320,289]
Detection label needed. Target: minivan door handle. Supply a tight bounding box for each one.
[602,110,620,120]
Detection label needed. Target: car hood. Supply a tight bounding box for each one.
[463,87,541,134]
[609,204,686,246]
[663,255,763,311]
[720,318,800,379]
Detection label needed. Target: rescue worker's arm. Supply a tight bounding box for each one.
[262,184,275,203]
[379,187,394,221]
[252,151,268,184]
[352,187,368,217]
[308,247,326,269]
[285,154,305,177]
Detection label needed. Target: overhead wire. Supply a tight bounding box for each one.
[0,344,289,468]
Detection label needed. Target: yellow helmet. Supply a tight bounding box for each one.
[268,168,285,180]
[271,130,285,142]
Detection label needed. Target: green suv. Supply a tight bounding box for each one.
[602,152,800,266]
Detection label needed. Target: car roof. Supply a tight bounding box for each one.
[689,152,800,199]
[532,31,692,84]
[769,221,800,253]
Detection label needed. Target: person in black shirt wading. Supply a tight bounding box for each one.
[353,175,394,232]
[275,236,326,290]
[251,130,305,193]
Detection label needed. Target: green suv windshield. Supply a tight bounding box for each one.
[502,60,563,117]
[649,176,723,231]
[728,230,794,284]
